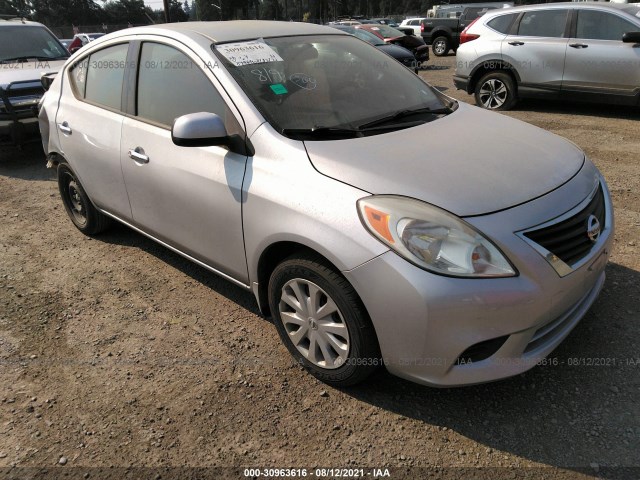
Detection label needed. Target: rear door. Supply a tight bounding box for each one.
[562,8,640,100]
[502,9,570,94]
[55,42,132,219]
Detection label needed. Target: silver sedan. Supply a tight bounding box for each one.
[39,21,613,387]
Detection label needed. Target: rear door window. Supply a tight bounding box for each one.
[83,43,129,111]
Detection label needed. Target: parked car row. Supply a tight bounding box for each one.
[330,25,422,72]
[454,3,640,110]
[356,23,430,67]
[37,20,613,389]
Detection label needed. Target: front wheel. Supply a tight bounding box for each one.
[474,71,517,111]
[268,254,381,387]
[432,36,450,56]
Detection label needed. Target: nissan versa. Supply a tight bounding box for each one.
[39,21,613,387]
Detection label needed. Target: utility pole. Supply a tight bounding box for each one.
[163,0,171,22]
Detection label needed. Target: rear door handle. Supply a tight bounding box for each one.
[569,43,588,49]
[508,41,525,46]
[58,121,72,135]
[128,147,149,164]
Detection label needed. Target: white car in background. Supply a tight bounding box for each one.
[400,18,426,35]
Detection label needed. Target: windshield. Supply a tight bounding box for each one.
[214,35,452,140]
[0,25,69,62]
[367,25,405,38]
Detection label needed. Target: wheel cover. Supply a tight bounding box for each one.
[64,174,87,226]
[434,40,446,55]
[479,78,508,109]
[278,278,350,370]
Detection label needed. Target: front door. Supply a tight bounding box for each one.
[562,9,640,99]
[120,41,249,283]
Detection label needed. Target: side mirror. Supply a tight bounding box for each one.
[171,112,254,156]
[622,31,640,43]
[41,72,57,91]
[172,112,229,147]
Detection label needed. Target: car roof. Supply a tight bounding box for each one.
[123,21,344,44]
[0,18,48,27]
[486,1,639,15]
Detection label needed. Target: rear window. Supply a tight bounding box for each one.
[487,13,518,34]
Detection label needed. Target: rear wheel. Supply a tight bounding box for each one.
[268,254,381,387]
[58,162,111,235]
[474,71,517,111]
[432,36,450,56]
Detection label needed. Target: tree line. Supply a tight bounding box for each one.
[1,0,434,28]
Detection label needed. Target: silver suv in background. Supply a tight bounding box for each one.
[454,3,640,110]
[0,18,69,146]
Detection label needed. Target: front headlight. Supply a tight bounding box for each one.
[357,195,516,278]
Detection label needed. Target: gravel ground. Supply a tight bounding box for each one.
[0,54,638,480]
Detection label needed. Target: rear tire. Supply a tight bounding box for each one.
[474,71,517,111]
[268,254,381,387]
[58,162,111,235]
[432,36,450,56]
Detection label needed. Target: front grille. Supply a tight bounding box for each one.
[524,185,605,266]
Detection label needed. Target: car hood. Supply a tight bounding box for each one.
[0,60,66,90]
[304,103,585,217]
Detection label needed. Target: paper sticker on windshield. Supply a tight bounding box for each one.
[216,40,283,67]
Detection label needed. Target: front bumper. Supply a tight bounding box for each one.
[0,81,44,146]
[344,175,613,387]
[453,74,470,93]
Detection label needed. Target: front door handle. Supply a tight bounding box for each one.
[58,121,72,135]
[128,147,149,164]
[569,43,588,49]
[508,41,525,46]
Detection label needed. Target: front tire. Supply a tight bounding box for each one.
[474,71,517,111]
[432,36,450,56]
[57,162,111,235]
[268,254,380,387]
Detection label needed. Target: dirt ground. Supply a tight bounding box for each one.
[0,55,638,480]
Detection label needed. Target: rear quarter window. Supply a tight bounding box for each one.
[486,13,518,34]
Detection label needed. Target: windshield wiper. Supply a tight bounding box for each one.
[358,105,455,130]
[282,126,363,140]
[0,55,61,64]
